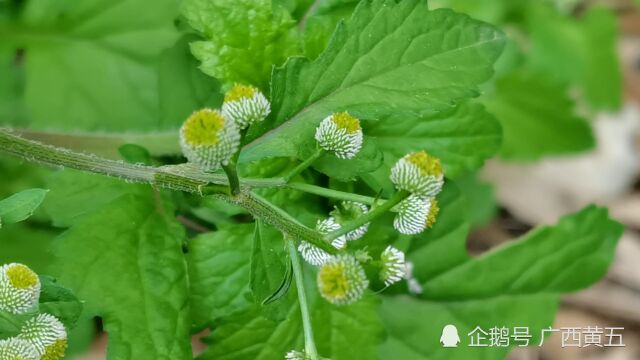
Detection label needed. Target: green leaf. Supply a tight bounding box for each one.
[4,0,181,131]
[187,224,254,330]
[422,206,622,298]
[368,102,501,179]
[158,34,224,127]
[243,0,505,179]
[380,294,557,360]
[182,0,301,90]
[528,4,621,110]
[381,206,623,359]
[51,185,192,359]
[455,171,496,228]
[118,144,153,165]
[199,292,383,360]
[38,275,83,329]
[250,221,293,318]
[0,188,48,227]
[485,70,594,160]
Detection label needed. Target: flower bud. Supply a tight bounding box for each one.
[379,246,406,286]
[20,313,67,360]
[316,217,347,249]
[179,108,241,172]
[0,263,40,314]
[222,84,270,129]
[330,201,369,241]
[315,112,363,159]
[390,151,444,196]
[393,195,439,235]
[317,255,368,305]
[0,337,38,360]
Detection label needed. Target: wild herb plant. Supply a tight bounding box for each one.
[0,0,625,359]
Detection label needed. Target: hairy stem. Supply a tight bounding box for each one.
[287,238,319,360]
[284,148,324,182]
[325,190,410,241]
[0,129,338,253]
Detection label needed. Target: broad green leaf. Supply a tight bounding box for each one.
[528,4,621,109]
[0,49,26,126]
[187,224,254,330]
[485,70,594,160]
[200,291,383,360]
[381,206,622,359]
[4,0,182,131]
[158,35,223,128]
[0,188,48,227]
[273,0,315,20]
[455,171,496,228]
[51,186,192,359]
[243,0,505,179]
[0,223,57,272]
[380,294,557,360]
[422,206,622,298]
[368,102,501,179]
[182,0,300,90]
[43,171,149,227]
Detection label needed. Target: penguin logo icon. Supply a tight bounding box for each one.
[440,324,460,347]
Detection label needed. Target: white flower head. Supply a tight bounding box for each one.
[0,263,40,315]
[315,112,363,159]
[317,255,369,305]
[393,195,439,235]
[316,217,347,249]
[179,108,241,172]
[390,151,444,197]
[285,350,307,360]
[379,246,406,286]
[298,241,335,266]
[330,201,369,241]
[222,84,270,129]
[20,313,67,360]
[0,337,39,360]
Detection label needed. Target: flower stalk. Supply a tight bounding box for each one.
[287,238,319,360]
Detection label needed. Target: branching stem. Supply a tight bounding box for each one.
[324,190,410,241]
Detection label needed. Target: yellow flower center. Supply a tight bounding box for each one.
[41,339,67,360]
[425,199,440,228]
[224,84,257,102]
[182,109,225,146]
[331,112,361,134]
[407,151,442,177]
[6,264,38,289]
[318,263,350,300]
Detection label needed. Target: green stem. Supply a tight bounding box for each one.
[221,161,241,196]
[324,190,410,242]
[0,129,333,251]
[287,238,319,360]
[284,148,324,182]
[286,182,381,205]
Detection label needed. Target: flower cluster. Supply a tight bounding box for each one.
[390,151,444,235]
[0,263,68,360]
[180,84,269,172]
